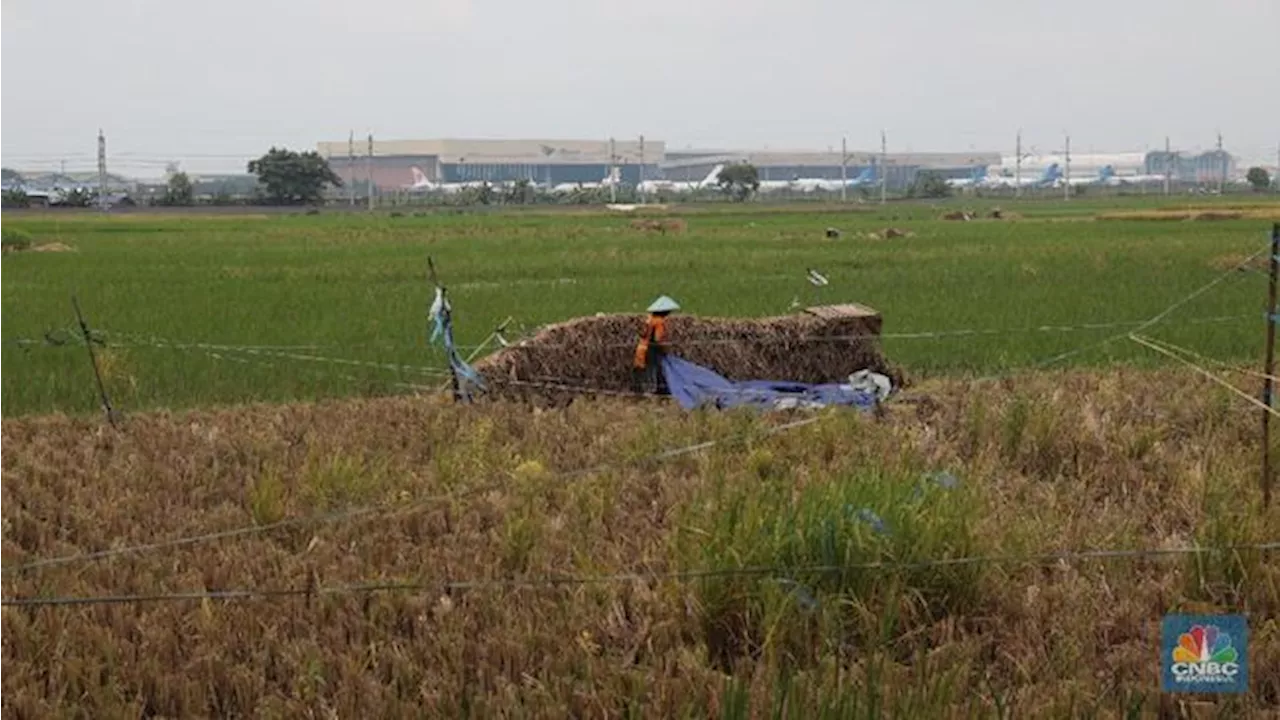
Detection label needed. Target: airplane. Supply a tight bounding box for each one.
[978,163,1062,189]
[1065,164,1167,187]
[403,166,491,194]
[555,166,624,192]
[551,166,623,193]
[1106,169,1173,186]
[1065,165,1118,187]
[636,164,725,194]
[812,166,877,192]
[757,166,877,194]
[946,166,990,189]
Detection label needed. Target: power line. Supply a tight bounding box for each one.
[7,541,1278,608]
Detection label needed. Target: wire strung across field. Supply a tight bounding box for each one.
[88,332,457,378]
[1034,241,1270,368]
[2,312,1258,356]
[2,417,824,575]
[1131,333,1280,384]
[1129,333,1280,418]
[5,541,1278,608]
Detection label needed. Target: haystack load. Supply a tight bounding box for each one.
[630,218,688,234]
[473,302,900,407]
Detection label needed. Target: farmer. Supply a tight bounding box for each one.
[633,295,679,394]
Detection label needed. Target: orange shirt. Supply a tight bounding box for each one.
[633,315,668,369]
[649,315,668,344]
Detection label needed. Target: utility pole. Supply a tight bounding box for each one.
[1063,134,1071,201]
[638,134,646,204]
[1263,222,1280,508]
[840,137,848,203]
[97,129,108,211]
[348,131,355,206]
[1164,136,1172,196]
[609,137,617,203]
[1015,130,1023,199]
[879,130,887,205]
[366,133,374,211]
[1216,131,1225,194]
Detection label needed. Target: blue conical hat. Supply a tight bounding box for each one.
[647,295,680,313]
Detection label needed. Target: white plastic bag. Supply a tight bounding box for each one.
[848,370,893,403]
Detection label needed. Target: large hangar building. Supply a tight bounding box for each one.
[317,137,1001,192]
[316,138,665,190]
[662,148,1002,190]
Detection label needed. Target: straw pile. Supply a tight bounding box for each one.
[474,306,899,405]
[1095,208,1270,222]
[29,242,77,253]
[861,227,915,240]
[630,218,688,234]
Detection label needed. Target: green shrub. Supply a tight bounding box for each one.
[677,465,983,669]
[1,227,33,251]
[2,188,31,209]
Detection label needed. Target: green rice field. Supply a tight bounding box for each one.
[3,197,1278,417]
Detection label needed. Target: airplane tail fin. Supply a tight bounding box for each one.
[409,166,432,188]
[1099,165,1115,181]
[855,166,874,183]
[701,164,726,187]
[1042,163,1062,182]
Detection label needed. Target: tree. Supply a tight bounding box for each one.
[247,147,342,205]
[209,188,236,206]
[503,178,536,205]
[163,172,194,206]
[2,188,30,209]
[1246,167,1271,192]
[716,163,759,201]
[460,182,496,206]
[60,188,95,207]
[906,171,952,199]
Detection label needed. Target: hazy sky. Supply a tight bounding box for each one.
[3,0,1278,176]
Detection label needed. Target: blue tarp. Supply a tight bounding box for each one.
[429,289,485,401]
[660,355,880,412]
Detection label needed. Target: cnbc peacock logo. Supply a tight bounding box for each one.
[1162,614,1248,693]
[1171,625,1239,679]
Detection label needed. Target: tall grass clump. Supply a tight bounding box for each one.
[2,226,34,251]
[1186,469,1280,615]
[677,463,984,671]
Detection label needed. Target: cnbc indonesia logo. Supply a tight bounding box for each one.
[1167,614,1244,691]
[1172,622,1239,676]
